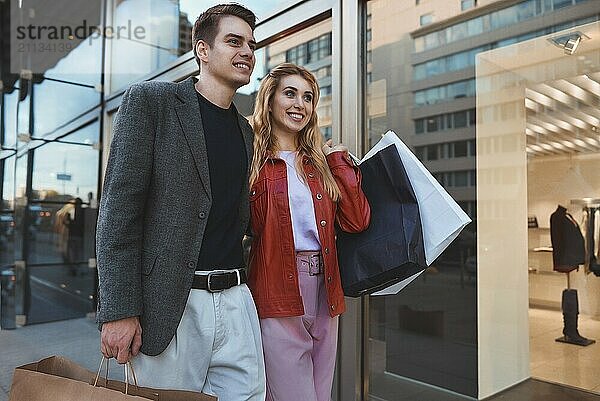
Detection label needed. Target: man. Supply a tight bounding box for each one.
[96,4,265,400]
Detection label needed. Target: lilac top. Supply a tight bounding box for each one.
[279,151,321,251]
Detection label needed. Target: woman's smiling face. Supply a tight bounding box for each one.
[270,74,315,136]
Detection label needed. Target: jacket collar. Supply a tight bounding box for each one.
[174,77,211,199]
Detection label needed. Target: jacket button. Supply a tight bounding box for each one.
[288,273,294,280]
[320,220,326,227]
[316,193,322,200]
[327,276,332,283]
[187,261,195,269]
[308,173,314,178]
[199,212,206,219]
[251,190,256,196]
[325,247,329,254]
[330,304,335,311]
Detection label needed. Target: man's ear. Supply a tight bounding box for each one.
[195,40,210,63]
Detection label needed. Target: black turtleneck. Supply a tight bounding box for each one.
[196,91,247,271]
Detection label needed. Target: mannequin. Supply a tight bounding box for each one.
[550,204,594,346]
[583,205,600,276]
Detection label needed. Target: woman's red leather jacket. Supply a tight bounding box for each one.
[247,151,371,319]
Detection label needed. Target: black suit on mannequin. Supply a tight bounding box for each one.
[550,205,585,272]
[550,205,594,346]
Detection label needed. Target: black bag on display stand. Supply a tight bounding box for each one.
[337,145,427,297]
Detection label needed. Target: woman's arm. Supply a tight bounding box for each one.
[326,151,371,233]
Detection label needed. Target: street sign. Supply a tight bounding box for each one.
[56,173,72,181]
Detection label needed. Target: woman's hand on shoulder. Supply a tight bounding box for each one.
[322,139,348,156]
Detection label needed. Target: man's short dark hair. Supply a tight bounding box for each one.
[192,3,257,68]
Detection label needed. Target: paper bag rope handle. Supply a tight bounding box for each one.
[94,356,139,395]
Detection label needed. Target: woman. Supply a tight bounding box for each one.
[247,63,371,401]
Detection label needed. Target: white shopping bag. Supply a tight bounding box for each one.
[361,130,472,266]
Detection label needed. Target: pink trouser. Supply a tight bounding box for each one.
[260,252,339,401]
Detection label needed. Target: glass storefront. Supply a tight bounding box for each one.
[476,20,600,399]
[366,0,477,397]
[5,121,100,324]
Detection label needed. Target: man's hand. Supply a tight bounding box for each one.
[100,316,142,364]
[322,139,348,156]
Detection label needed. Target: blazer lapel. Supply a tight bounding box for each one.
[175,77,211,199]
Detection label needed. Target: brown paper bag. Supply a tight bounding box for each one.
[9,356,217,401]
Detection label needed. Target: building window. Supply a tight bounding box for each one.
[420,13,433,26]
[414,109,476,134]
[414,79,475,106]
[286,33,333,66]
[414,0,590,52]
[415,140,476,161]
[413,45,489,80]
[553,0,574,10]
[426,116,439,132]
[427,146,438,160]
[453,111,468,128]
[415,119,425,134]
[461,0,477,11]
[454,141,468,157]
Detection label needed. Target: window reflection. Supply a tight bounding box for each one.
[265,23,332,138]
[27,200,96,266]
[234,19,333,139]
[17,91,30,150]
[33,80,100,136]
[110,0,299,92]
[41,23,103,87]
[1,157,15,210]
[366,1,478,398]
[2,91,19,149]
[12,154,28,260]
[0,209,15,265]
[414,0,591,52]
[31,123,100,201]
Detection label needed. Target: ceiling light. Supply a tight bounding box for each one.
[548,32,588,56]
[564,35,581,55]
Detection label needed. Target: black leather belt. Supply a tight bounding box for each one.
[192,269,247,292]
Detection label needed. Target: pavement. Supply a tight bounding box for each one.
[0,317,100,401]
[2,316,600,401]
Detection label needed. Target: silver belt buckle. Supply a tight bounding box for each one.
[206,269,242,292]
[206,271,220,293]
[309,255,322,275]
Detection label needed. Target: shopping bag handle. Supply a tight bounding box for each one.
[93,356,139,394]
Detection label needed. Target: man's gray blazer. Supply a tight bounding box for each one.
[96,77,253,356]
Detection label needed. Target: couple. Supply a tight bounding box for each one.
[96,4,370,401]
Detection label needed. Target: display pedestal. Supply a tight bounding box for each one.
[555,335,595,346]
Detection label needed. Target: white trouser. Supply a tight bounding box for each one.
[132,283,266,401]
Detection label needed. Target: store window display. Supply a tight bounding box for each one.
[549,203,594,346]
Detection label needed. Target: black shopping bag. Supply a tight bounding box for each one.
[337,145,426,297]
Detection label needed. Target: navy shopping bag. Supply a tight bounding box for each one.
[336,145,427,297]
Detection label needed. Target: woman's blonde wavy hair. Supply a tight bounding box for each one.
[250,63,341,201]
